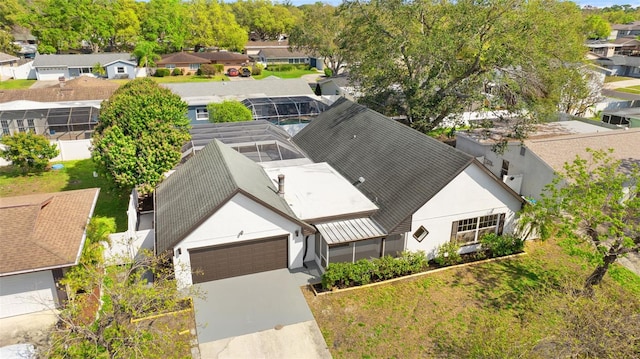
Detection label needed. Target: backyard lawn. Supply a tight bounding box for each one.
[604,75,636,83]
[304,239,640,358]
[615,85,640,95]
[0,159,129,232]
[253,68,321,79]
[0,79,36,89]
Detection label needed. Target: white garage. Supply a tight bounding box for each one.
[0,271,58,318]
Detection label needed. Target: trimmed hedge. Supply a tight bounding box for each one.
[154,68,170,77]
[171,68,183,76]
[321,251,429,290]
[267,63,311,72]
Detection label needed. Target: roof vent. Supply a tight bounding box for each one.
[277,174,285,197]
[353,176,365,186]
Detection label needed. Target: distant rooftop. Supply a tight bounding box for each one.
[458,120,614,144]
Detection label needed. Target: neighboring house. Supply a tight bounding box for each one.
[155,52,210,74]
[257,48,310,67]
[602,107,640,128]
[164,78,328,131]
[0,189,100,318]
[193,51,249,71]
[154,99,524,288]
[587,37,640,58]
[317,74,360,101]
[593,54,640,78]
[455,120,639,199]
[610,21,640,39]
[0,75,119,104]
[0,52,20,67]
[12,30,37,59]
[156,51,250,74]
[32,53,136,80]
[0,52,23,81]
[244,40,289,58]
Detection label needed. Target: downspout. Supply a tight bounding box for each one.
[302,235,310,268]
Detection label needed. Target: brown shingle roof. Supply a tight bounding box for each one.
[0,78,119,103]
[524,129,640,174]
[258,48,310,59]
[193,51,249,62]
[156,52,211,65]
[0,188,100,275]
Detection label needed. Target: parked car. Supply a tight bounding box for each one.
[227,68,239,77]
[240,67,251,77]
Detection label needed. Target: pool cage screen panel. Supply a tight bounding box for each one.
[0,107,99,140]
[241,96,328,125]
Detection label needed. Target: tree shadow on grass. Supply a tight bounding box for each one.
[61,159,130,232]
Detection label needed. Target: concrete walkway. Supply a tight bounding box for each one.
[0,310,57,347]
[603,78,640,89]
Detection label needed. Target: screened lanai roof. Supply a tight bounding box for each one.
[241,96,329,125]
[0,106,99,139]
[181,120,307,163]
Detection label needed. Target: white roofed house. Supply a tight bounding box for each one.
[32,53,136,80]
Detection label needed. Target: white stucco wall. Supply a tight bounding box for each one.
[0,271,57,318]
[456,135,556,199]
[172,193,303,288]
[406,163,523,257]
[105,62,135,79]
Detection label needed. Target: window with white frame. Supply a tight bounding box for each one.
[1,120,10,135]
[17,119,26,132]
[451,213,505,245]
[189,63,200,70]
[195,108,209,121]
[116,67,125,74]
[27,119,35,132]
[165,64,175,69]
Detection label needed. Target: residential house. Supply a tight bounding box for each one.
[32,53,136,80]
[587,37,640,58]
[0,52,22,81]
[610,21,640,39]
[0,52,20,67]
[317,74,360,101]
[257,48,311,68]
[601,107,640,128]
[155,52,210,74]
[0,189,100,318]
[155,99,523,288]
[455,120,639,200]
[156,51,250,74]
[244,40,289,58]
[163,78,328,133]
[11,30,37,59]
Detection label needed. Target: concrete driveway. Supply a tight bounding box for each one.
[193,266,331,358]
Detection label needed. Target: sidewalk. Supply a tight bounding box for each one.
[603,78,640,90]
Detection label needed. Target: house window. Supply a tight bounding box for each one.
[520,147,526,156]
[190,63,200,70]
[412,226,429,242]
[196,108,209,121]
[451,213,505,245]
[116,67,125,74]
[500,160,509,178]
[17,119,26,133]
[27,119,35,131]
[165,64,175,69]
[1,120,10,135]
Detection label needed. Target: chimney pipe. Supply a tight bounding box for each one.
[277,174,285,197]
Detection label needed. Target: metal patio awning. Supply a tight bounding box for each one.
[316,218,386,245]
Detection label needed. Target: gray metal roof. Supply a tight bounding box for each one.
[164,78,314,99]
[32,53,134,67]
[316,218,386,245]
[293,98,474,234]
[155,139,309,253]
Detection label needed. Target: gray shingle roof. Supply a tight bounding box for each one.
[32,53,134,67]
[292,98,474,234]
[155,139,309,253]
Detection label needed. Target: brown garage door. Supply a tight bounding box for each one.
[189,235,288,283]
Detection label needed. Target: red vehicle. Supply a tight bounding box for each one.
[227,68,239,77]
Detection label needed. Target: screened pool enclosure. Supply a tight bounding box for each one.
[241,96,329,125]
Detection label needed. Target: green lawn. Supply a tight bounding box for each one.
[614,85,640,94]
[305,239,640,358]
[604,75,636,83]
[0,79,36,89]
[253,68,321,79]
[110,75,228,86]
[0,159,129,231]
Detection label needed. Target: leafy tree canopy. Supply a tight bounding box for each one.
[231,0,297,40]
[0,131,59,173]
[518,149,640,295]
[92,78,190,194]
[584,14,611,40]
[340,0,587,134]
[207,100,253,123]
[187,0,248,51]
[289,3,346,76]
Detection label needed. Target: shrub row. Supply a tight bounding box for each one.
[267,63,311,72]
[154,68,171,77]
[321,234,524,291]
[321,251,429,290]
